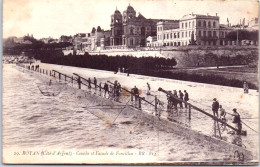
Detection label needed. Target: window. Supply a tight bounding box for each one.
[208,31,212,37]
[198,30,201,37]
[203,20,206,27]
[167,34,169,39]
[170,33,172,39]
[182,32,184,38]
[213,21,216,28]
[185,22,187,28]
[164,34,166,39]
[192,21,194,27]
[198,21,201,27]
[189,22,191,28]
[182,23,184,28]
[203,31,206,36]
[213,31,216,37]
[189,31,191,37]
[208,21,211,28]
[185,32,187,37]
[130,27,134,35]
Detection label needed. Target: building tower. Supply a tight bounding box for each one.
[122,4,137,47]
[110,8,123,46]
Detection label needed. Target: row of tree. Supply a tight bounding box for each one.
[225,30,258,41]
[38,52,177,72]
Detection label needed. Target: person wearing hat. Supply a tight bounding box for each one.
[212,98,219,117]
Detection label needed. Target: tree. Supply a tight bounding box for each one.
[226,30,258,41]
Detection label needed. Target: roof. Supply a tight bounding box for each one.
[127,5,135,12]
[114,9,122,15]
[137,13,146,20]
[180,14,219,21]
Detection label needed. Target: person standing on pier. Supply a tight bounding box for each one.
[113,80,118,97]
[184,90,189,108]
[173,90,178,110]
[94,77,97,88]
[132,86,139,106]
[212,98,219,117]
[146,82,151,95]
[231,108,242,134]
[103,83,109,98]
[178,90,184,109]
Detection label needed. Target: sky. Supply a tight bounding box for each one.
[3,0,259,39]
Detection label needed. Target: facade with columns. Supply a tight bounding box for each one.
[149,13,233,47]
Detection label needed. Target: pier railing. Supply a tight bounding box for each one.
[18,63,248,140]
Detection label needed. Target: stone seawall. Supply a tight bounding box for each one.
[88,47,258,67]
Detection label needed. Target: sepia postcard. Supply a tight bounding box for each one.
[2,0,259,165]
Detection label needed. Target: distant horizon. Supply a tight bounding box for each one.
[3,0,259,39]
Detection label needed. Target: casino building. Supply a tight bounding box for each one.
[80,5,240,51]
[109,4,177,49]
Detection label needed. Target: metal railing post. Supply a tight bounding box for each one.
[188,105,191,120]
[78,77,81,89]
[138,97,141,109]
[155,95,158,112]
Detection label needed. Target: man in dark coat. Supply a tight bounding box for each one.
[103,83,109,97]
[93,77,97,88]
[179,90,184,108]
[212,98,219,117]
[184,90,189,108]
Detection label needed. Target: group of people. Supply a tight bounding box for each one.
[102,80,122,99]
[166,90,189,110]
[212,98,242,134]
[28,64,40,71]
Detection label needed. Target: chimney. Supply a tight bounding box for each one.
[216,13,218,16]
[207,13,209,16]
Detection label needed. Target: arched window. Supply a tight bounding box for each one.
[130,27,134,35]
[203,20,206,27]
[208,21,211,28]
[213,21,216,28]
[198,21,201,27]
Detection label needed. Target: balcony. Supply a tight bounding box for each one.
[199,36,218,40]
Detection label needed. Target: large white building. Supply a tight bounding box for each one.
[148,13,233,47]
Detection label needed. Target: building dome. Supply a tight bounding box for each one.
[114,9,122,15]
[127,5,135,12]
